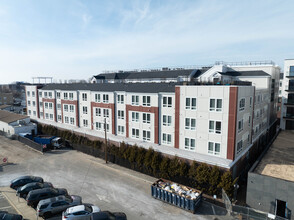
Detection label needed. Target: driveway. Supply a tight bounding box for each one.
[0,135,230,220]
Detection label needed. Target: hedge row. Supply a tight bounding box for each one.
[38,124,237,198]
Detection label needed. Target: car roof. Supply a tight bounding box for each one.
[28,187,54,195]
[67,205,85,213]
[38,195,67,205]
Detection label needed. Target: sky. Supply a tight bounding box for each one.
[0,0,293,84]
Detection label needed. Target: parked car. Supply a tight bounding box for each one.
[10,176,43,190]
[26,187,68,208]
[0,211,23,220]
[92,211,127,220]
[36,195,82,218]
[16,182,53,198]
[62,204,100,220]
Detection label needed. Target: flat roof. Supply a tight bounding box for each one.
[254,130,294,182]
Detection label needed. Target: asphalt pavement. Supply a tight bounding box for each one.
[0,135,232,220]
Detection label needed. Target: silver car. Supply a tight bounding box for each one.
[62,204,100,220]
[36,195,82,218]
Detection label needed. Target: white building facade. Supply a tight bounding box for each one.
[26,62,280,175]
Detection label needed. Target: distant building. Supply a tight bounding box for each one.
[246,130,294,219]
[26,61,280,177]
[281,59,294,130]
[0,92,13,105]
[0,110,37,136]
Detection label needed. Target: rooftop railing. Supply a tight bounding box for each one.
[215,60,275,66]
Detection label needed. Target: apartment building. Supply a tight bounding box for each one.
[0,92,13,105]
[26,61,280,176]
[281,59,294,130]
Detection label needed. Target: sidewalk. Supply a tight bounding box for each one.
[0,186,36,220]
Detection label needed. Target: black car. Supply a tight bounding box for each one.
[10,176,43,190]
[92,211,127,220]
[26,187,68,208]
[16,182,53,198]
[0,211,23,220]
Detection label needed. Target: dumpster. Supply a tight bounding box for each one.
[151,178,202,214]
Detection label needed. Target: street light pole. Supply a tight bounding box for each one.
[104,117,108,164]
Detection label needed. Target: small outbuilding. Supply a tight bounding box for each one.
[0,110,37,136]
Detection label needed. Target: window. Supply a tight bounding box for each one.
[63,93,68,100]
[132,95,139,105]
[44,92,48,98]
[32,91,35,97]
[95,122,102,130]
[28,110,31,115]
[163,96,172,107]
[118,125,124,135]
[185,138,196,151]
[70,105,74,112]
[56,92,60,99]
[64,104,68,112]
[49,103,53,109]
[249,97,253,107]
[70,117,75,125]
[210,99,222,111]
[39,92,42,97]
[50,114,53,120]
[238,119,243,133]
[103,94,109,103]
[95,94,100,103]
[57,115,62,122]
[248,116,251,127]
[32,101,36,107]
[239,98,245,111]
[209,121,221,134]
[40,112,43,118]
[82,93,87,101]
[33,111,36,116]
[45,113,48,119]
[49,92,52,98]
[39,102,43,107]
[83,106,87,114]
[118,110,124,119]
[237,140,243,154]
[28,101,31,106]
[163,115,172,126]
[96,108,101,116]
[66,93,72,100]
[143,113,151,124]
[117,95,124,104]
[27,91,30,97]
[143,96,151,106]
[162,133,172,145]
[105,123,110,132]
[103,109,109,118]
[208,142,220,155]
[65,116,69,124]
[44,102,48,109]
[143,130,151,141]
[57,104,61,110]
[83,119,88,127]
[185,98,196,110]
[132,112,139,122]
[185,118,196,130]
[132,128,139,139]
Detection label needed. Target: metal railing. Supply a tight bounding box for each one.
[215,60,275,66]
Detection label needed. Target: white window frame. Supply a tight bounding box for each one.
[132,128,139,139]
[209,120,221,134]
[69,93,74,100]
[238,119,243,133]
[132,95,139,106]
[162,133,172,145]
[143,96,151,107]
[118,110,124,119]
[70,105,74,112]
[70,117,75,125]
[118,125,124,135]
[95,94,101,103]
[103,109,109,118]
[96,108,101,117]
[117,94,124,104]
[103,94,109,103]
[83,106,87,114]
[132,112,139,122]
[239,98,245,111]
[185,138,196,151]
[163,115,172,126]
[82,93,87,101]
[210,98,222,112]
[163,96,172,107]
[83,119,88,127]
[208,142,221,155]
[143,113,151,124]
[143,130,151,141]
[185,118,196,130]
[237,140,243,154]
[185,97,196,110]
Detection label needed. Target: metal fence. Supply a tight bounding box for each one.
[231,205,288,220]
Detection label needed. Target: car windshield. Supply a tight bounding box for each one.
[85,205,92,213]
[51,188,58,193]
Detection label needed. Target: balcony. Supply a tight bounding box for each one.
[286,72,294,78]
[283,114,294,120]
[285,87,294,93]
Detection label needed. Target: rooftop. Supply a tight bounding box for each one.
[254,130,294,182]
[0,105,11,110]
[0,110,29,124]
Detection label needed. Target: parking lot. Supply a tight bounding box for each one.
[0,135,230,220]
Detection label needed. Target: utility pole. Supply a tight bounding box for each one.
[104,117,108,164]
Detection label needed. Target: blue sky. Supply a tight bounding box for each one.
[0,0,293,84]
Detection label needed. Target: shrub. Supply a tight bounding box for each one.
[195,163,210,192]
[135,147,146,169]
[159,157,170,179]
[144,148,154,173]
[208,166,221,196]
[151,151,161,177]
[218,171,237,198]
[168,157,181,178]
[128,145,138,163]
